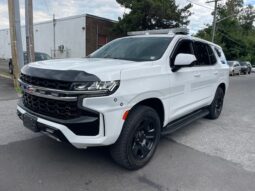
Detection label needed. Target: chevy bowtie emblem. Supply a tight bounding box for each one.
[25,85,35,94]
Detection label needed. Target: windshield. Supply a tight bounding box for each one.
[90,37,173,62]
[35,53,51,61]
[228,61,234,66]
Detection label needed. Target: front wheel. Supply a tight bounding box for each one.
[110,106,161,170]
[206,87,225,120]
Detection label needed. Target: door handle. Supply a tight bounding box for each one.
[213,71,219,75]
[194,73,201,77]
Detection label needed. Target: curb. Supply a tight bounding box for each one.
[0,73,12,80]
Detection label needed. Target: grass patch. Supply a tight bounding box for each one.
[15,87,22,95]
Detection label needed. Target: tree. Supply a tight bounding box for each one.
[113,0,192,35]
[196,0,255,64]
[240,5,255,31]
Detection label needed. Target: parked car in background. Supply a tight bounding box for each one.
[240,61,252,75]
[240,62,251,74]
[227,61,241,76]
[9,52,51,74]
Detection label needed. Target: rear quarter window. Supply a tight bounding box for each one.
[214,47,227,64]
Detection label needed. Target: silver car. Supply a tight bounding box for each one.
[228,61,241,76]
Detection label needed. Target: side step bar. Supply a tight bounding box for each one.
[161,108,209,136]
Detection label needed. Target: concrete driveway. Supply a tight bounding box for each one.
[0,59,9,75]
[0,74,255,191]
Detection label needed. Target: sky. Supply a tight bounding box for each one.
[0,0,254,34]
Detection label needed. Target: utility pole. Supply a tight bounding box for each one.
[207,0,222,42]
[25,0,35,63]
[8,0,24,88]
[53,14,56,59]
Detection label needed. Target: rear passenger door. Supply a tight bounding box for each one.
[191,41,218,107]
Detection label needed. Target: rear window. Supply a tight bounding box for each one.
[228,61,234,66]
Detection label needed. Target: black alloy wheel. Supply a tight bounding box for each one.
[110,106,161,170]
[131,118,157,160]
[206,87,225,120]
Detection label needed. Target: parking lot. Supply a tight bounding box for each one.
[0,63,255,190]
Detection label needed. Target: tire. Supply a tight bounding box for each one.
[206,87,225,120]
[110,106,161,170]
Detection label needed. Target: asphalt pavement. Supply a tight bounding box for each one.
[0,74,255,191]
[0,77,18,101]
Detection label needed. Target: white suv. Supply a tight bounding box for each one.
[17,29,229,169]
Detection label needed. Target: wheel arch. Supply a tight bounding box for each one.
[218,83,226,95]
[129,98,165,127]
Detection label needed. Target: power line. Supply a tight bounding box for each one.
[218,31,243,47]
[206,0,222,42]
[186,0,214,10]
[217,30,255,55]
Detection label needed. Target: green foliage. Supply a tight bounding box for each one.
[114,0,192,35]
[196,0,255,64]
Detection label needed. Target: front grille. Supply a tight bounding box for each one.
[23,92,82,119]
[20,74,72,90]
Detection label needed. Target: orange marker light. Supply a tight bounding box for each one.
[122,110,129,120]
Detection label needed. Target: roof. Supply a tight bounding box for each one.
[119,34,222,49]
[0,13,117,31]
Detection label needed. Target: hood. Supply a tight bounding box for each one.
[22,58,152,81]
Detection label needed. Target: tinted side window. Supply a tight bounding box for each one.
[193,42,210,66]
[214,47,221,57]
[207,45,217,65]
[171,40,194,67]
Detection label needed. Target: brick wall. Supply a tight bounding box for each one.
[85,15,117,56]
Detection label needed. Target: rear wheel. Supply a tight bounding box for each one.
[110,106,161,170]
[206,87,225,120]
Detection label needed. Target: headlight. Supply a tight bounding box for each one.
[72,80,120,96]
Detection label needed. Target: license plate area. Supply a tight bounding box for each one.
[23,113,39,132]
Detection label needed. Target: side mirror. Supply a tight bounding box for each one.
[174,53,197,67]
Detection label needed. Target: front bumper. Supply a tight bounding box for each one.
[17,100,111,149]
[241,68,248,73]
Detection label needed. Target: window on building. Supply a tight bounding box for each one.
[98,35,108,48]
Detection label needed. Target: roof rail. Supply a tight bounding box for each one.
[127,28,189,36]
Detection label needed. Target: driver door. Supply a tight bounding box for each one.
[168,39,199,121]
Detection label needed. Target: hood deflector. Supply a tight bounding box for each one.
[21,65,101,82]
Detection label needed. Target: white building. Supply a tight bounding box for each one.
[0,14,116,59]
